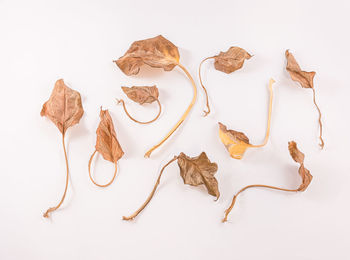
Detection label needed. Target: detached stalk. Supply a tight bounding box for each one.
[43,133,69,218]
[248,78,275,148]
[199,56,215,116]
[88,150,118,187]
[222,184,298,222]
[117,99,162,125]
[123,156,178,220]
[312,88,324,149]
[144,64,197,157]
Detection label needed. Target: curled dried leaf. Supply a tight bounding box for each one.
[41,79,84,134]
[123,152,219,221]
[288,140,305,164]
[122,86,159,105]
[177,152,219,198]
[89,108,124,187]
[114,35,180,75]
[41,79,84,218]
[214,47,252,74]
[285,50,324,149]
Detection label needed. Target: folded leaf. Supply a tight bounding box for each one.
[121,85,159,105]
[177,152,219,198]
[41,79,84,134]
[115,35,180,75]
[214,46,252,74]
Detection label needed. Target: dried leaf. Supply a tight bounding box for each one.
[177,152,219,198]
[41,79,84,134]
[121,85,159,105]
[285,50,315,89]
[214,47,252,74]
[95,108,124,163]
[288,141,313,191]
[115,35,180,76]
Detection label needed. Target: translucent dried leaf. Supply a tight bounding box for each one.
[41,79,84,134]
[177,152,219,198]
[288,141,313,191]
[285,50,315,89]
[214,47,252,74]
[95,108,124,163]
[121,85,159,105]
[115,35,180,76]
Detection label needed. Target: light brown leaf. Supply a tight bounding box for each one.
[114,35,180,76]
[95,108,124,163]
[214,47,252,74]
[177,152,220,198]
[285,50,315,89]
[41,79,84,134]
[288,141,313,191]
[121,85,159,105]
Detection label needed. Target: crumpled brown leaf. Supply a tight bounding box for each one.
[121,85,159,105]
[177,152,220,198]
[114,35,180,76]
[95,108,124,163]
[288,141,313,191]
[214,46,252,74]
[41,79,84,134]
[285,50,315,89]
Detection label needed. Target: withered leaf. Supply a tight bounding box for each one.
[214,46,252,74]
[285,50,315,89]
[96,108,124,163]
[121,85,159,105]
[177,152,220,198]
[115,35,180,76]
[41,79,84,134]
[288,141,313,191]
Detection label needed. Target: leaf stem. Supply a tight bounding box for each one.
[222,184,298,222]
[123,156,178,220]
[144,64,197,158]
[43,133,69,218]
[88,150,118,187]
[199,56,215,116]
[312,88,324,149]
[248,78,275,148]
[117,98,162,124]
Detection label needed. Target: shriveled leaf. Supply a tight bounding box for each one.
[95,108,124,163]
[41,79,84,134]
[285,50,315,89]
[214,47,252,74]
[177,152,220,198]
[218,122,250,159]
[115,35,180,76]
[121,85,159,105]
[288,141,313,191]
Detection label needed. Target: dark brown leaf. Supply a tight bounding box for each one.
[177,152,220,198]
[121,85,159,105]
[115,35,180,76]
[288,141,305,164]
[285,50,315,89]
[214,47,252,74]
[41,79,84,134]
[95,108,124,163]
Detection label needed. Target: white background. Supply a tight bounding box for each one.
[1,0,349,259]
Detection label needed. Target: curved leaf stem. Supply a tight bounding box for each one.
[43,133,69,218]
[199,56,215,116]
[117,98,162,124]
[123,156,178,221]
[88,150,118,187]
[222,184,298,222]
[144,63,197,158]
[311,88,324,149]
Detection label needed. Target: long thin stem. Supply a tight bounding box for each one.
[222,184,298,222]
[123,156,178,221]
[43,133,69,218]
[144,63,197,158]
[199,56,215,116]
[117,98,162,125]
[88,150,118,187]
[248,78,275,148]
[312,88,324,149]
